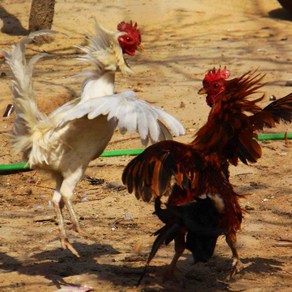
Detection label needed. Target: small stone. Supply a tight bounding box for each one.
[179,101,185,108]
[245,205,255,211]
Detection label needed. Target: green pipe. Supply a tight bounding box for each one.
[0,162,29,171]
[0,133,290,173]
[256,132,291,141]
[0,148,145,173]
[100,148,143,157]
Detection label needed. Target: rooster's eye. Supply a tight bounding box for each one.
[213,83,219,88]
[126,36,131,42]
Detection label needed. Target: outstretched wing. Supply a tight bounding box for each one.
[56,90,185,146]
[122,140,203,202]
[194,72,292,165]
[48,98,81,121]
[249,92,292,129]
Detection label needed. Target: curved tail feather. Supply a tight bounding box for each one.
[2,31,53,155]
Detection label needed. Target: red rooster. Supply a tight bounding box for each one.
[122,67,292,282]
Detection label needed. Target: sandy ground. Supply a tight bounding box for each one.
[0,0,291,291]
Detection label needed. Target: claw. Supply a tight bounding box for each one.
[60,237,80,258]
[163,267,176,281]
[73,225,92,240]
[225,258,248,281]
[163,258,183,281]
[228,260,241,280]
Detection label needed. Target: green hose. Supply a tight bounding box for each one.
[99,148,143,157]
[256,132,291,141]
[0,148,144,173]
[0,162,29,172]
[0,133,290,173]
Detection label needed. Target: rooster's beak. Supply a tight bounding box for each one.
[198,87,206,95]
[137,44,144,52]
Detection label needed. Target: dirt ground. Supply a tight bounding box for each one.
[0,0,291,291]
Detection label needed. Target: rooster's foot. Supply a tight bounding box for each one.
[163,266,181,281]
[72,225,92,240]
[60,237,80,258]
[226,259,252,281]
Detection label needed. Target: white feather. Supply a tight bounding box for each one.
[56,90,185,145]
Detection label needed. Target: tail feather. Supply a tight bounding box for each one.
[179,198,221,263]
[136,197,181,285]
[186,232,218,263]
[138,197,223,285]
[2,31,53,155]
[137,223,180,286]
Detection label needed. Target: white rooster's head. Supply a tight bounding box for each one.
[117,21,143,56]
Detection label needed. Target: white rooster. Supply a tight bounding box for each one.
[51,20,143,117]
[3,26,185,257]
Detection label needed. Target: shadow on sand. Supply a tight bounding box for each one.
[0,5,28,36]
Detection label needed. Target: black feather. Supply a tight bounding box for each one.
[137,222,181,286]
[177,198,222,262]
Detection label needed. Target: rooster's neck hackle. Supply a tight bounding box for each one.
[77,22,133,101]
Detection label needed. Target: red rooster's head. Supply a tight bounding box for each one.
[117,21,142,56]
[198,67,230,107]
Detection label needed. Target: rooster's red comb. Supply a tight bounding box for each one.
[204,67,230,83]
[117,20,141,44]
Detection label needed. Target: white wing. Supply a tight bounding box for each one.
[48,98,81,120]
[56,90,185,145]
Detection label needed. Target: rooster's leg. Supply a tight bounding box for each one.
[164,230,185,279]
[52,190,80,257]
[225,231,243,280]
[52,175,80,257]
[63,197,90,238]
[61,173,91,238]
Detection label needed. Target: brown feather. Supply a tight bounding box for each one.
[249,92,292,130]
